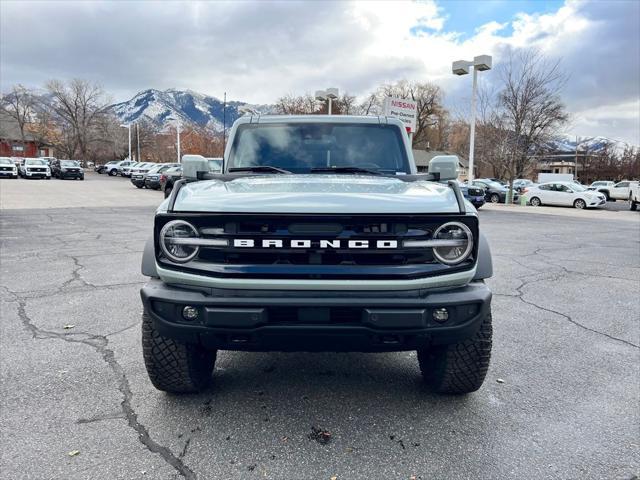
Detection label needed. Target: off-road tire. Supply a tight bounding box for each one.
[142,311,216,393]
[417,312,492,394]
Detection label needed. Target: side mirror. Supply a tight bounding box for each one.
[181,154,209,181]
[428,155,459,181]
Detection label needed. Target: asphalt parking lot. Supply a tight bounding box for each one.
[1,173,639,480]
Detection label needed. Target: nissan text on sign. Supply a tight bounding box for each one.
[383,97,418,133]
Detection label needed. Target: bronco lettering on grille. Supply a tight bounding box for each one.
[232,239,399,249]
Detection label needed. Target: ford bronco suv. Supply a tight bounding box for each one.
[140,115,493,395]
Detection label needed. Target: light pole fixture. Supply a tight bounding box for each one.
[452,55,492,182]
[315,87,339,115]
[120,124,131,161]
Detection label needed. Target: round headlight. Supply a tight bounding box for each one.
[432,222,473,265]
[160,220,199,263]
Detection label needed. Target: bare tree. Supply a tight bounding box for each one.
[45,79,112,160]
[496,49,569,182]
[0,84,36,146]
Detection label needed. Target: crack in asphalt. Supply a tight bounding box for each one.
[15,299,197,480]
[495,272,639,349]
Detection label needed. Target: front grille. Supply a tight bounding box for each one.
[0,167,12,171]
[29,168,46,172]
[155,214,478,280]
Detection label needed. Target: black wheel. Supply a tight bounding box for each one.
[108,169,117,176]
[142,311,216,393]
[417,311,492,394]
[135,184,143,189]
[601,190,610,201]
[164,186,173,198]
[573,198,586,209]
[629,195,637,211]
[490,193,500,203]
[529,196,542,207]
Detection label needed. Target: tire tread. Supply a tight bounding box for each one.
[418,313,492,394]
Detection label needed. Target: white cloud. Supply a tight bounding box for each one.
[1,0,638,143]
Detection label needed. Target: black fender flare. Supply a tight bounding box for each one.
[473,232,493,280]
[141,237,159,278]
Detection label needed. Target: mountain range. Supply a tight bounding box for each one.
[109,88,274,131]
[109,89,632,154]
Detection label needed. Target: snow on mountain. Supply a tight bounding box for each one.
[110,89,275,131]
[546,135,629,155]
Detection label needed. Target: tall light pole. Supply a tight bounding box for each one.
[176,123,181,163]
[315,87,339,114]
[452,55,492,182]
[120,124,131,160]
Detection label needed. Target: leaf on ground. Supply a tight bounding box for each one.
[67,450,80,457]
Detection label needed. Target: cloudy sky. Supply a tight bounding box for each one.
[1,0,638,144]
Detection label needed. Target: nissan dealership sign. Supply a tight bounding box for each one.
[382,97,418,133]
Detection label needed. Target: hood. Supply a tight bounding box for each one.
[171,174,462,214]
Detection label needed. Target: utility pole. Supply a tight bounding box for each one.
[136,123,140,162]
[176,123,181,163]
[222,92,227,155]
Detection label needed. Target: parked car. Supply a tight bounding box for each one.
[51,159,84,180]
[628,181,639,211]
[130,163,158,188]
[513,179,537,193]
[472,179,519,204]
[139,115,495,395]
[96,160,118,174]
[0,157,18,178]
[455,181,485,209]
[609,181,633,201]
[161,166,183,198]
[120,162,141,177]
[144,163,181,190]
[524,181,606,209]
[587,181,616,201]
[106,159,137,176]
[18,158,51,179]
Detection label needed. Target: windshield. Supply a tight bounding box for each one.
[568,183,587,192]
[0,158,12,165]
[61,160,78,167]
[228,123,409,174]
[25,159,46,166]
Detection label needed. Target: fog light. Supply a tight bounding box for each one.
[182,306,199,321]
[432,308,449,323]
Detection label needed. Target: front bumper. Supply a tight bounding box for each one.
[25,171,50,178]
[0,170,17,177]
[469,196,485,207]
[141,279,491,352]
[59,170,84,179]
[145,178,161,189]
[589,197,606,207]
[131,177,145,187]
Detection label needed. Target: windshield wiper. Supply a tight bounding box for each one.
[310,166,383,176]
[228,166,292,174]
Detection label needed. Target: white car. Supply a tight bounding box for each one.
[19,158,51,179]
[629,181,639,211]
[524,181,606,209]
[0,157,18,178]
[609,181,632,201]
